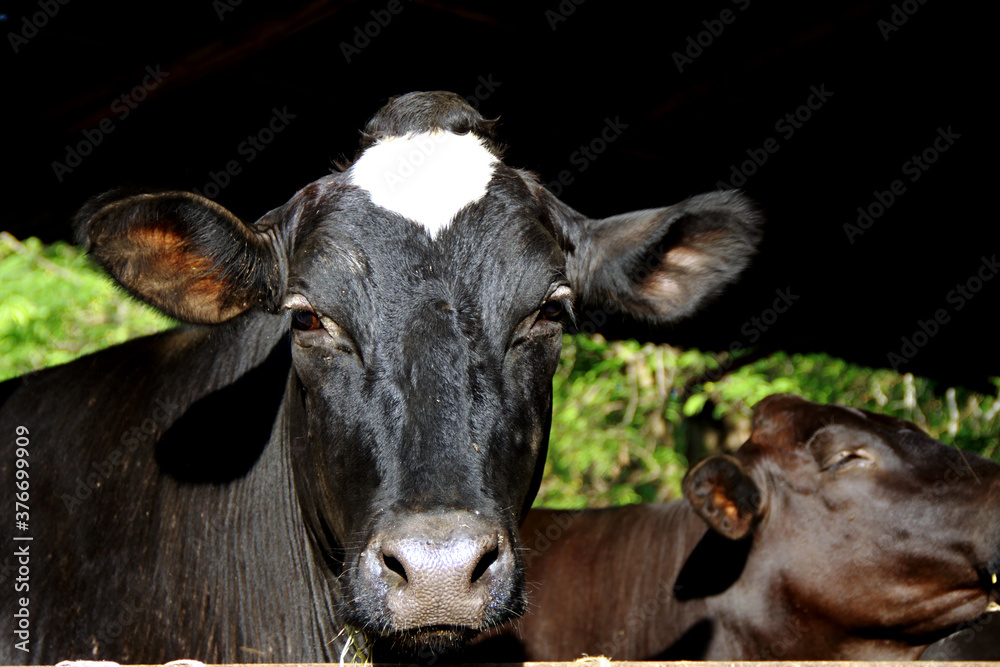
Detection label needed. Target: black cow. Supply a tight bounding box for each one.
[471,394,1000,660]
[0,91,761,664]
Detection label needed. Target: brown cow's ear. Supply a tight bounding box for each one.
[75,190,283,324]
[541,188,763,325]
[683,455,763,540]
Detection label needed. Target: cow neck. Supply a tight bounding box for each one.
[660,500,838,660]
[665,502,929,661]
[548,500,768,660]
[147,311,347,661]
[158,310,290,410]
[627,502,724,659]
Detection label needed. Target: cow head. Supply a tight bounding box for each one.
[76,91,761,655]
[685,393,1000,644]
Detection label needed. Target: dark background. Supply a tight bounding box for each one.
[3,0,994,389]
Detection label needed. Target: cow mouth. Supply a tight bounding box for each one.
[380,624,481,656]
[978,566,1000,611]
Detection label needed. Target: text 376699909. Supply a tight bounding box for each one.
[13,426,31,654]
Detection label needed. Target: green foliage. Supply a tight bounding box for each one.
[3,235,998,511]
[0,234,175,381]
[543,338,692,508]
[541,335,1000,508]
[709,351,1000,456]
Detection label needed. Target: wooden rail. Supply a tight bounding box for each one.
[9,662,998,667]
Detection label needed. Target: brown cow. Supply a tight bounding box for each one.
[920,616,999,660]
[470,393,1000,660]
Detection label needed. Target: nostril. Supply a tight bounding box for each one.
[365,512,518,630]
[383,553,408,582]
[470,545,499,584]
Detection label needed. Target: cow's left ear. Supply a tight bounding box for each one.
[683,455,763,540]
[543,189,762,324]
[75,189,283,324]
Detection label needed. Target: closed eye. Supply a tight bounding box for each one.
[823,450,872,472]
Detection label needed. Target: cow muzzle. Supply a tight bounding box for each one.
[359,509,518,637]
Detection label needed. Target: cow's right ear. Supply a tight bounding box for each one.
[683,455,763,540]
[75,190,283,324]
[540,188,762,325]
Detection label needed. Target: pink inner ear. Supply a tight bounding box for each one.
[126,226,216,281]
[114,224,237,322]
[664,244,710,271]
[125,222,185,248]
[641,272,685,303]
[638,245,709,306]
[687,467,755,539]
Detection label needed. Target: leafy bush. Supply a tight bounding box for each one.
[542,335,1000,507]
[3,235,998,509]
[0,234,175,380]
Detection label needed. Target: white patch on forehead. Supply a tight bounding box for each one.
[348,131,497,237]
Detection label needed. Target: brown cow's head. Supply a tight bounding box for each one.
[685,393,1000,643]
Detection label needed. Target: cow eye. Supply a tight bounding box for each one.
[539,300,564,322]
[823,450,870,471]
[535,284,573,326]
[291,309,323,332]
[511,285,574,347]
